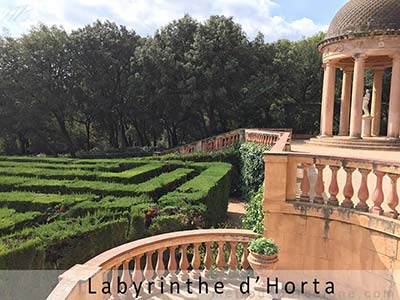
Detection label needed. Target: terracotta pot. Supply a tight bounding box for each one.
[248,251,278,291]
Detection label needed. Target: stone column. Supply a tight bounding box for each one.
[320,61,336,137]
[349,54,367,138]
[338,68,353,136]
[388,55,400,139]
[371,68,385,137]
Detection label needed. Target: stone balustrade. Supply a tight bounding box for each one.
[280,153,400,218]
[47,229,256,300]
[160,128,292,155]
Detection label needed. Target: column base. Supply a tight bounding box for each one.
[317,134,333,139]
[347,136,362,140]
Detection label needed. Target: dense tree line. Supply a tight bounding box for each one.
[0,16,325,156]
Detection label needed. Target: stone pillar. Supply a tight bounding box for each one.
[338,68,353,136]
[349,54,367,138]
[371,68,385,137]
[320,61,336,137]
[387,55,400,139]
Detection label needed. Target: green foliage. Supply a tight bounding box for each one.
[158,163,231,227]
[0,238,45,270]
[0,192,96,212]
[158,145,241,195]
[0,157,232,269]
[0,208,42,234]
[1,16,325,155]
[249,237,279,256]
[148,215,188,235]
[239,143,270,200]
[242,186,264,234]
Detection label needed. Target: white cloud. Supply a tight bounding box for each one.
[0,0,327,41]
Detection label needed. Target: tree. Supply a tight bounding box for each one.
[69,21,142,149]
[189,16,251,136]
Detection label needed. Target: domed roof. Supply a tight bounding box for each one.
[321,0,400,46]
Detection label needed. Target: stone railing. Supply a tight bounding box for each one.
[161,128,292,155]
[47,229,256,300]
[265,152,400,218]
[263,149,400,275]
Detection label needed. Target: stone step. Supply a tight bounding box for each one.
[307,138,400,151]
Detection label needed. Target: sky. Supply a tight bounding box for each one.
[0,0,349,41]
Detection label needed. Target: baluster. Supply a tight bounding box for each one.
[241,242,250,277]
[102,270,110,300]
[314,164,326,204]
[143,251,154,292]
[216,241,225,277]
[355,169,370,212]
[178,244,189,281]
[155,248,166,287]
[342,167,355,208]
[387,174,399,218]
[300,163,311,202]
[167,246,178,282]
[132,255,143,292]
[111,265,121,300]
[227,241,238,277]
[121,260,133,299]
[328,166,340,206]
[371,171,385,215]
[203,242,212,278]
[191,243,201,279]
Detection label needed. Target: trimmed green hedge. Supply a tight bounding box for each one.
[0,158,233,270]
[158,163,231,227]
[155,146,240,195]
[239,142,270,200]
[0,167,196,197]
[0,213,129,269]
[0,208,42,235]
[0,192,97,212]
[0,162,174,183]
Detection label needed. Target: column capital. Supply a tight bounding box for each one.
[372,67,386,73]
[341,67,354,74]
[322,60,336,70]
[353,53,368,61]
[392,54,400,62]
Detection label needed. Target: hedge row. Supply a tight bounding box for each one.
[154,146,240,196]
[0,192,98,212]
[0,213,129,269]
[0,167,196,197]
[0,208,42,235]
[158,162,231,227]
[0,162,175,183]
[0,161,129,171]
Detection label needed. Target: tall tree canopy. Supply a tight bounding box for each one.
[0,17,328,155]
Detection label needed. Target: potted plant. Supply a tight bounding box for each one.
[248,237,279,291]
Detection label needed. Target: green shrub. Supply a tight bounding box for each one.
[0,157,235,270]
[239,143,270,200]
[148,215,188,235]
[0,208,42,235]
[159,163,231,227]
[242,186,264,234]
[0,192,97,212]
[66,195,151,218]
[41,218,128,269]
[0,237,45,270]
[155,145,241,195]
[249,237,279,256]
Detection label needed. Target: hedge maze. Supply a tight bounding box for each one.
[0,157,231,269]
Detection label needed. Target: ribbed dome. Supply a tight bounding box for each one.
[323,0,400,44]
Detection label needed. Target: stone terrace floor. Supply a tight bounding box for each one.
[291,139,400,162]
